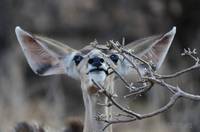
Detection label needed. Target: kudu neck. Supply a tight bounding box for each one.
[81,77,114,132]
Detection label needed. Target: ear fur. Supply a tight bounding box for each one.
[15,26,76,76]
[125,27,176,70]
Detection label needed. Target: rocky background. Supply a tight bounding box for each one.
[0,0,200,131]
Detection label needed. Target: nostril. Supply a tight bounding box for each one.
[100,58,104,63]
[88,57,103,67]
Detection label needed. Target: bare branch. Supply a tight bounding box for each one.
[109,40,144,79]
[91,42,200,131]
[93,79,182,130]
[124,82,153,98]
[106,63,130,88]
[92,79,141,118]
[156,64,200,79]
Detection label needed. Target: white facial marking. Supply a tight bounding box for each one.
[64,52,80,79]
[89,71,107,83]
[86,49,109,83]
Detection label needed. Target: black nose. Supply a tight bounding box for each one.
[88,57,104,67]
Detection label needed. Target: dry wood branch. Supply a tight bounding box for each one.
[106,62,153,95]
[123,82,153,98]
[92,42,200,131]
[156,64,200,79]
[107,63,130,88]
[92,79,141,119]
[93,79,183,130]
[109,40,144,79]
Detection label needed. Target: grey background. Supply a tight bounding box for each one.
[0,0,200,131]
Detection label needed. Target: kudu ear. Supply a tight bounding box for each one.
[15,26,76,76]
[125,27,176,70]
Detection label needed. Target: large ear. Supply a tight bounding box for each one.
[15,26,76,76]
[125,27,176,70]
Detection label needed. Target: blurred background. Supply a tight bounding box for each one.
[1,0,200,131]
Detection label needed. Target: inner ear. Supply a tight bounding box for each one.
[116,27,176,77]
[125,27,176,70]
[15,26,76,76]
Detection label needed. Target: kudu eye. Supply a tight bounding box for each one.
[110,54,119,64]
[73,55,83,65]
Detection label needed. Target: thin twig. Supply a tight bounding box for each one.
[156,64,200,79]
[109,40,143,79]
[92,79,141,118]
[91,42,200,131]
[124,81,153,98]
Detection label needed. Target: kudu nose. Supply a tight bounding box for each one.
[88,57,104,67]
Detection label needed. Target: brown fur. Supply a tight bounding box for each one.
[64,118,83,132]
[87,85,98,95]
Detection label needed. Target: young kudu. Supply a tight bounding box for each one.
[15,26,176,132]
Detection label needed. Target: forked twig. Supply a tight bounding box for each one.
[92,42,200,131]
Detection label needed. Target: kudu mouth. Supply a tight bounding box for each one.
[87,67,109,75]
